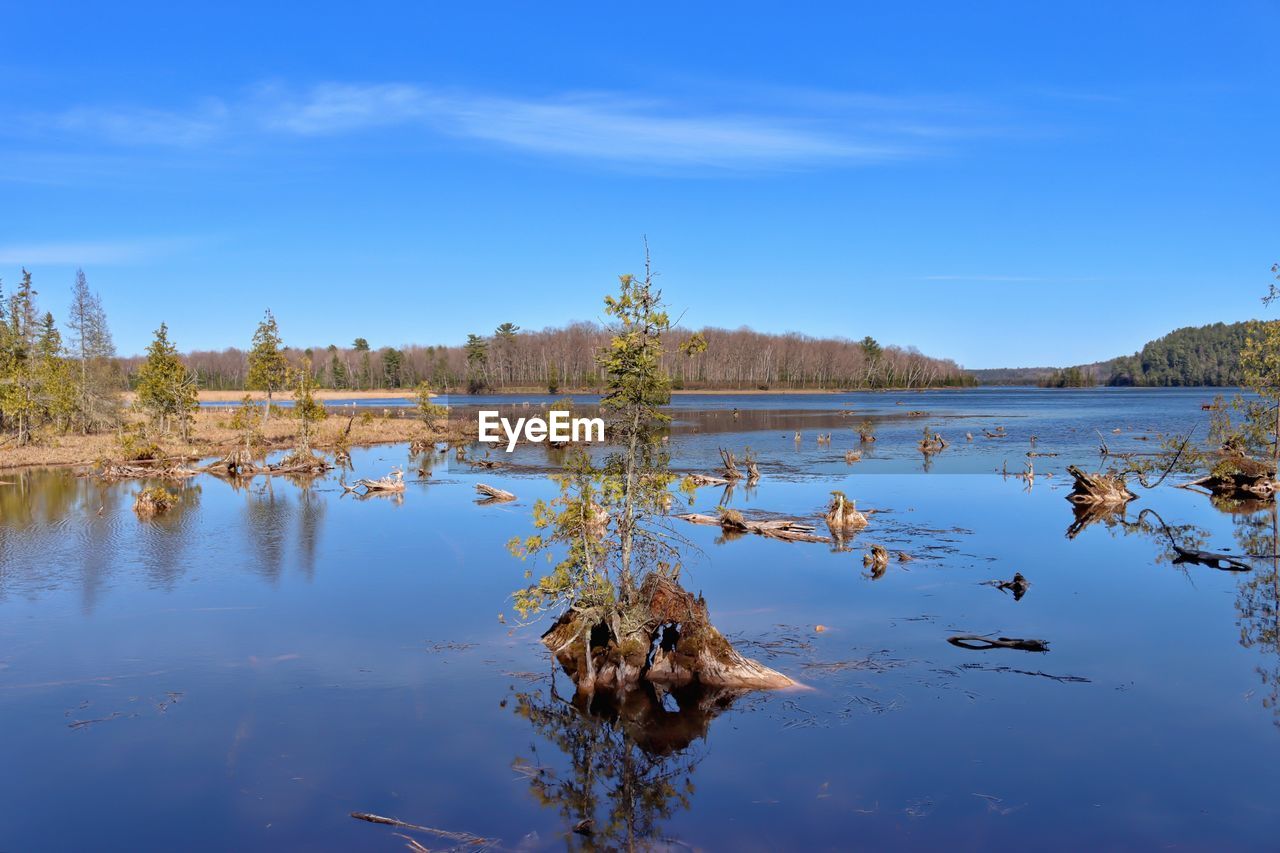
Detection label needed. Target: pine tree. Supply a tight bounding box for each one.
[66,269,119,433]
[0,270,40,445]
[135,323,198,438]
[464,333,488,394]
[326,344,348,389]
[352,337,372,390]
[246,309,288,424]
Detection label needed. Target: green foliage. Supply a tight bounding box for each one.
[511,256,690,619]
[414,381,447,426]
[246,310,288,423]
[546,363,560,394]
[67,268,120,432]
[134,322,198,438]
[228,394,265,449]
[292,358,327,452]
[509,451,614,619]
[1040,366,1093,388]
[1106,322,1251,387]
[115,426,162,461]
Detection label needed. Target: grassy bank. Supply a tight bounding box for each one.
[0,408,466,471]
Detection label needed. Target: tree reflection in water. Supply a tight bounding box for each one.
[511,678,744,850]
[1218,497,1280,727]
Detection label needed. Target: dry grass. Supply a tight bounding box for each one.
[0,408,473,470]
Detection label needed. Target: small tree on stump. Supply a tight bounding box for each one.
[292,358,326,455]
[510,251,792,697]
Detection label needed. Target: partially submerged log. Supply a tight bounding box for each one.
[676,510,830,544]
[1066,465,1136,506]
[95,462,199,481]
[475,483,516,503]
[684,473,730,488]
[542,574,795,694]
[1181,455,1279,501]
[948,635,1049,652]
[983,572,1030,600]
[343,468,405,495]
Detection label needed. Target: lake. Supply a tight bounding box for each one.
[3,388,1279,850]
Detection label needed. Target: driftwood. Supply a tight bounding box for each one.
[96,463,198,481]
[475,483,516,503]
[948,635,1049,652]
[349,812,494,846]
[983,572,1030,600]
[676,510,830,544]
[343,468,405,495]
[684,473,730,487]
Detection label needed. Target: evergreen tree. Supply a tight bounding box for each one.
[135,323,198,438]
[326,344,348,389]
[464,333,489,393]
[66,268,119,433]
[246,309,288,424]
[0,270,40,445]
[352,337,372,389]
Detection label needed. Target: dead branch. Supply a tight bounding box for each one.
[948,635,1049,652]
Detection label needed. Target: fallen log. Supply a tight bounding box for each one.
[676,510,830,543]
[349,812,494,846]
[948,635,1049,652]
[343,468,405,495]
[475,483,516,502]
[684,473,730,487]
[982,572,1030,600]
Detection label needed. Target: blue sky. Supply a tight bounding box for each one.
[0,2,1276,368]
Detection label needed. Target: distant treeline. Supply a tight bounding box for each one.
[972,321,1253,387]
[120,322,974,392]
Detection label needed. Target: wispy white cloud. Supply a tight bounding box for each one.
[921,274,1044,282]
[0,239,185,265]
[31,81,978,171]
[50,99,231,146]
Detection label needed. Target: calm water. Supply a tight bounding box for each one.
[3,388,1279,850]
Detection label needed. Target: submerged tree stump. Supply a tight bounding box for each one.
[542,575,795,695]
[825,491,867,535]
[1182,455,1279,501]
[1065,465,1136,506]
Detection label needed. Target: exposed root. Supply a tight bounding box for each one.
[542,575,796,694]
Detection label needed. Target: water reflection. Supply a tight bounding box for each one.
[512,679,742,849]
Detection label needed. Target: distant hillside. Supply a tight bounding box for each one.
[1105,321,1249,386]
[973,321,1253,387]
